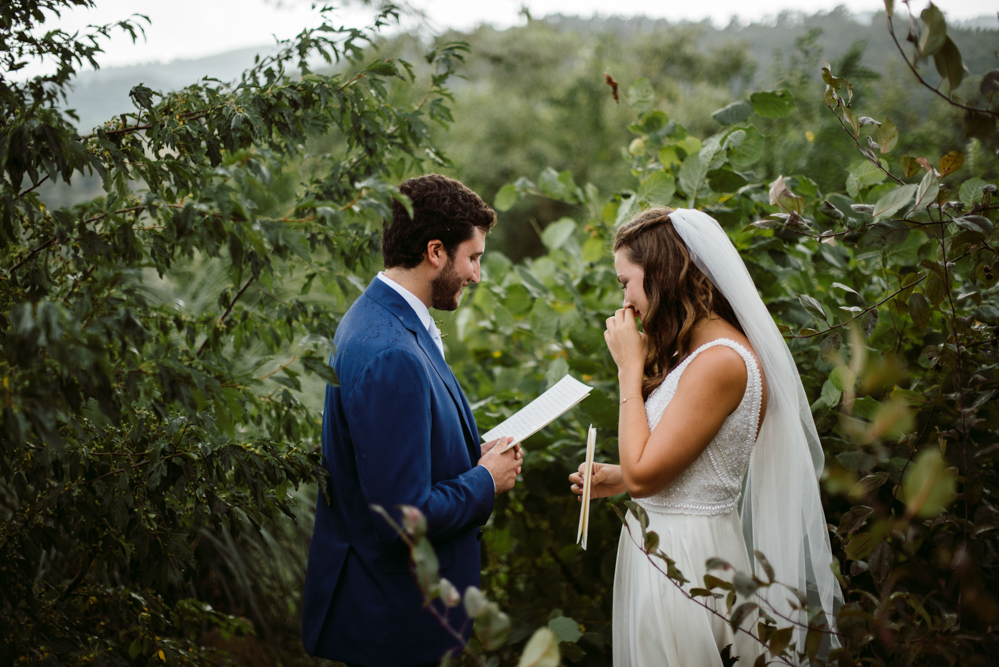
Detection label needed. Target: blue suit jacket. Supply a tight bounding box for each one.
[301,278,495,666]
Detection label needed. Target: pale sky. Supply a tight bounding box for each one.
[14,0,997,76]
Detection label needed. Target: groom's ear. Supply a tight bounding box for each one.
[425,239,446,268]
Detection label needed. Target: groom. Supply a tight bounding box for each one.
[301,174,523,667]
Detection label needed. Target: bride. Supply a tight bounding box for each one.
[570,208,841,665]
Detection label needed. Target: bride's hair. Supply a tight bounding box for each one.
[614,207,744,399]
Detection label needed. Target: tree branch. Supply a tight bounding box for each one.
[886,14,998,118]
[787,276,926,339]
[18,173,50,197]
[825,100,904,185]
[197,274,257,357]
[7,236,57,275]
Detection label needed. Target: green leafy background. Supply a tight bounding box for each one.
[2,1,998,665]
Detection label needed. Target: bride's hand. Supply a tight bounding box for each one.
[604,307,647,375]
[569,462,626,500]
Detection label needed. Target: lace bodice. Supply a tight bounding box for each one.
[635,339,763,516]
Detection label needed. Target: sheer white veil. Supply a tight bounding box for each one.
[668,208,842,651]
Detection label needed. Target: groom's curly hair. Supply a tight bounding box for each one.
[383,174,496,269]
[614,207,744,400]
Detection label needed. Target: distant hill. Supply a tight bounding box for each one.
[65,45,280,132]
[60,7,996,134]
[543,7,997,88]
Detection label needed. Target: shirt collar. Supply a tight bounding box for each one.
[377,272,435,332]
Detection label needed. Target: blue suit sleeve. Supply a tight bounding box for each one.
[343,347,494,545]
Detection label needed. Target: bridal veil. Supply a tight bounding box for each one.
[668,208,843,653]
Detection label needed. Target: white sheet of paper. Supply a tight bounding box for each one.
[481,374,593,451]
[576,425,596,550]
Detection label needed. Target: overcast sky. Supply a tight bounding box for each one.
[17,0,997,75]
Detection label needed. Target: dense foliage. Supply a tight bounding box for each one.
[2,1,998,666]
[455,3,999,665]
[1,1,471,663]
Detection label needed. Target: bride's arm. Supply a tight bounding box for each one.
[605,309,748,498]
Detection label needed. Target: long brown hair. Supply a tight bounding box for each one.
[613,207,744,399]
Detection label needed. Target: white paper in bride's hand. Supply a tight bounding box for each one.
[576,425,595,550]
[481,374,593,451]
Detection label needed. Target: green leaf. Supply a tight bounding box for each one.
[627,77,655,113]
[869,539,894,585]
[938,150,964,177]
[850,472,890,497]
[908,292,931,329]
[900,154,922,179]
[531,300,559,340]
[901,448,957,518]
[753,550,775,583]
[706,168,747,193]
[302,356,338,386]
[909,170,940,213]
[845,531,879,561]
[873,184,917,220]
[494,184,520,212]
[830,366,856,392]
[582,236,605,263]
[925,269,947,305]
[517,627,560,667]
[768,626,794,658]
[729,602,759,630]
[843,106,860,137]
[797,294,828,323]
[750,90,795,118]
[805,626,823,663]
[727,126,765,170]
[547,616,583,643]
[838,506,874,534]
[862,308,879,339]
[538,167,564,199]
[638,171,676,205]
[918,3,948,57]
[934,36,966,93]
[678,152,707,202]
[711,100,752,125]
[516,266,550,298]
[877,117,898,154]
[846,160,888,198]
[953,215,992,237]
[615,194,640,228]
[958,177,987,207]
[703,574,734,591]
[540,218,577,250]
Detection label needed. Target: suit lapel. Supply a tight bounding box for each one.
[365,280,479,458]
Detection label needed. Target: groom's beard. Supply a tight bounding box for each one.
[430,258,464,311]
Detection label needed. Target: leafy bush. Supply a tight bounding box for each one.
[452,3,998,664]
[1,1,470,663]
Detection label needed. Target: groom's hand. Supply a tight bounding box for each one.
[479,437,522,494]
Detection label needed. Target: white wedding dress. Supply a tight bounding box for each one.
[613,338,764,666]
